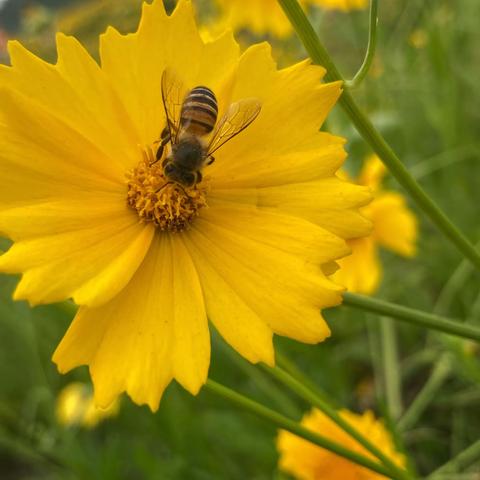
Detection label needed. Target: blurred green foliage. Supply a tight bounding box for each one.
[1,0,480,478]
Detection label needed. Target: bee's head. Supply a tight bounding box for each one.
[164,162,196,187]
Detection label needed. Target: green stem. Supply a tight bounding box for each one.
[342,293,480,342]
[428,439,480,477]
[410,144,479,181]
[0,434,63,469]
[0,405,64,469]
[381,318,403,420]
[277,0,480,271]
[438,387,480,408]
[401,349,440,382]
[204,380,397,479]
[346,0,378,88]
[398,355,452,432]
[275,352,335,405]
[261,365,413,480]
[432,239,480,320]
[217,341,300,418]
[366,316,385,402]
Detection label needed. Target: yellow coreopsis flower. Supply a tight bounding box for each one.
[0,0,371,410]
[213,0,368,39]
[277,408,405,480]
[56,382,119,428]
[214,0,292,38]
[334,155,418,294]
[315,0,368,12]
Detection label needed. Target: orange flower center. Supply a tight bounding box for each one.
[126,146,208,232]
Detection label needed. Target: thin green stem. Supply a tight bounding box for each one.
[381,318,403,420]
[261,366,413,480]
[429,474,480,480]
[277,0,480,271]
[434,252,478,316]
[401,349,440,381]
[0,434,64,470]
[428,439,480,478]
[470,289,480,322]
[346,0,378,88]
[216,341,300,418]
[398,355,451,432]
[204,380,398,479]
[366,316,385,402]
[0,405,64,469]
[410,144,479,181]
[275,352,335,405]
[342,293,480,342]
[438,387,480,408]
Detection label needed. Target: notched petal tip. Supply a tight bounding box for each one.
[12,279,42,307]
[7,39,53,71]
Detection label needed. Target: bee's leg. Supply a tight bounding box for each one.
[156,181,191,199]
[206,155,215,166]
[196,171,203,183]
[155,130,170,161]
[156,181,173,193]
[151,127,171,165]
[179,184,191,197]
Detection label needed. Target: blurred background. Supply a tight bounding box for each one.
[1,0,480,478]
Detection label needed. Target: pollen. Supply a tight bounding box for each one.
[126,147,208,232]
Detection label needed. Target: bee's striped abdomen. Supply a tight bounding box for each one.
[180,86,218,136]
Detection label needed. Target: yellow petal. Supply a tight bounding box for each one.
[184,205,342,346]
[209,45,343,187]
[211,177,372,240]
[278,408,405,480]
[55,34,141,168]
[53,235,210,411]
[311,0,368,11]
[205,201,350,265]
[0,211,154,307]
[99,0,239,145]
[358,154,387,190]
[210,133,347,189]
[367,192,418,257]
[216,0,293,38]
[183,229,275,364]
[169,235,210,394]
[0,86,124,191]
[0,194,125,240]
[333,237,381,294]
[1,38,138,172]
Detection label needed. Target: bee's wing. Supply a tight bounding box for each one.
[161,69,187,144]
[206,98,261,156]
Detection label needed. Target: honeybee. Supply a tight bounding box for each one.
[155,69,262,187]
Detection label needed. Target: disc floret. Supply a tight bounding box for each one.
[126,147,208,231]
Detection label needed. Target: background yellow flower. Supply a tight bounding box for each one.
[214,0,292,38]
[277,408,405,480]
[212,0,368,38]
[314,0,368,12]
[334,155,418,294]
[56,382,119,428]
